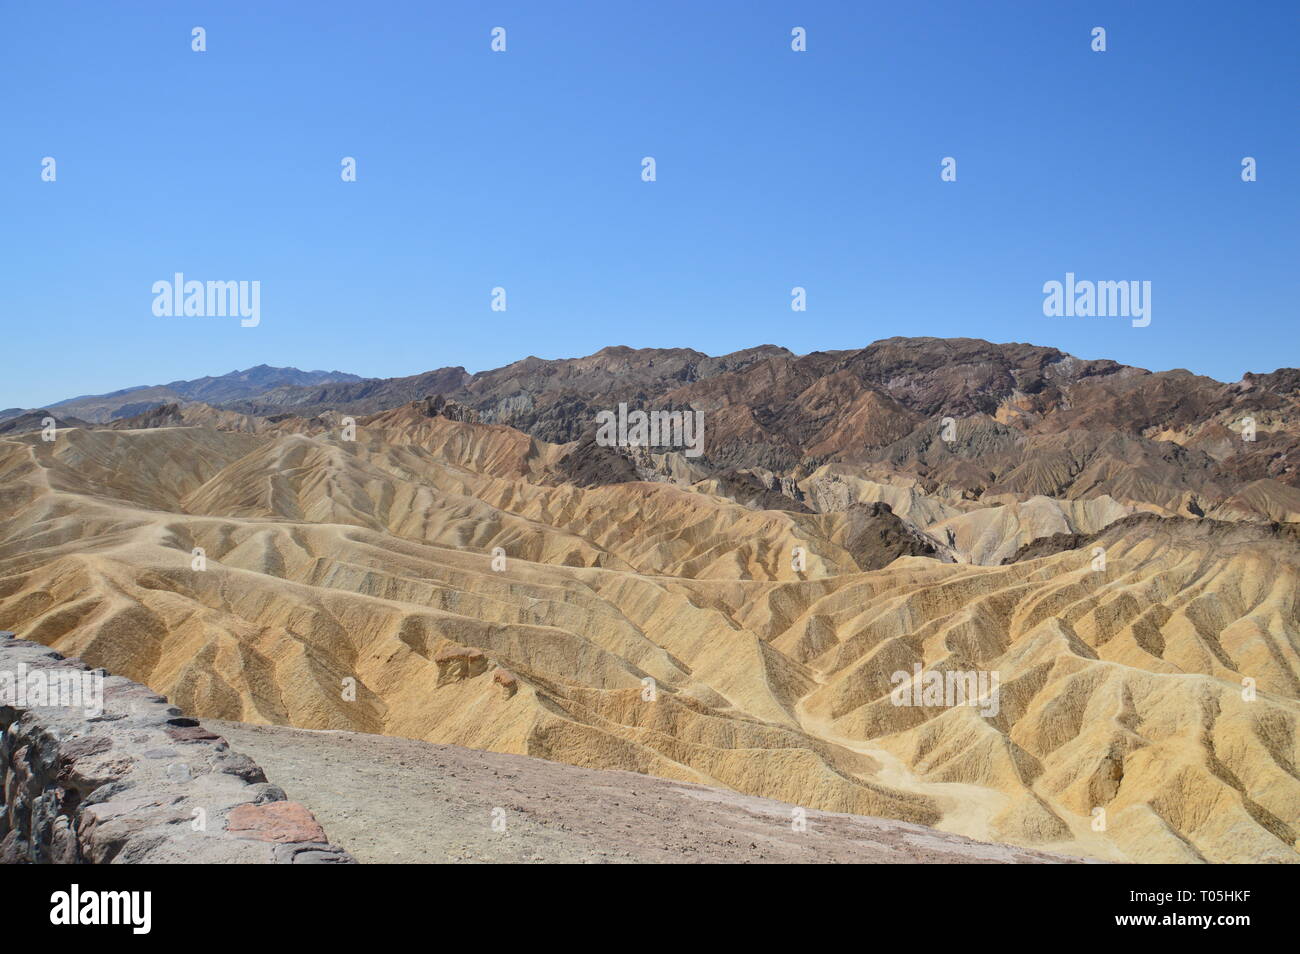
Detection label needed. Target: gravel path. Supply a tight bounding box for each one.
[209,720,1090,864]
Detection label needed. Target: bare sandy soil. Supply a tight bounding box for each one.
[7,421,1297,862]
[210,720,1092,864]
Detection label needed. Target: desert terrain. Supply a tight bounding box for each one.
[1,338,1296,863]
[210,719,1089,864]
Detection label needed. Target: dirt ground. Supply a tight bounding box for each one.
[208,720,1092,864]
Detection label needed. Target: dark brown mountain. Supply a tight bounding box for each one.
[224,366,473,418]
[193,337,1295,518]
[0,410,93,435]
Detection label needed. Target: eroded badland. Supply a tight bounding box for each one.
[2,338,1297,863]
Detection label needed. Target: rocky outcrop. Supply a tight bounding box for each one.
[421,394,480,423]
[109,402,186,429]
[491,669,519,699]
[1000,511,1300,565]
[841,502,946,569]
[554,429,640,487]
[699,469,812,512]
[0,634,353,864]
[433,646,490,686]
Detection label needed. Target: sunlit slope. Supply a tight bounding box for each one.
[0,422,1295,863]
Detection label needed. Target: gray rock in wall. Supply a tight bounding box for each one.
[0,633,354,864]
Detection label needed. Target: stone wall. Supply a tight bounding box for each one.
[0,633,353,863]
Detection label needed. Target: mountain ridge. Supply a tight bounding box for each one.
[7,337,1297,524]
[1,364,365,424]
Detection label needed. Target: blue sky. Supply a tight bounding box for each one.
[4,0,1296,409]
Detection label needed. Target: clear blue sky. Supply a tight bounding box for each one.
[4,1,1297,409]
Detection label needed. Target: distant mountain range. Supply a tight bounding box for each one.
[0,365,363,424]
